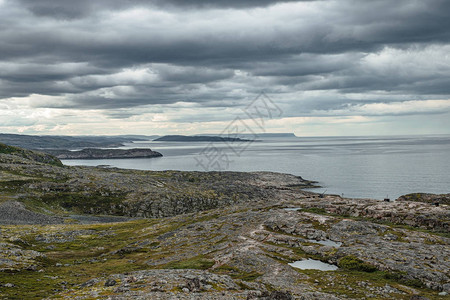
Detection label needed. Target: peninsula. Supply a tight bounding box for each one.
[44,148,163,159]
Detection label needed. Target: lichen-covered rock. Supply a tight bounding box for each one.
[0,242,45,271]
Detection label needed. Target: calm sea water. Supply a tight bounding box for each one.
[62,135,450,200]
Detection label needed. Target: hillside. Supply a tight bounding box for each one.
[0,142,62,166]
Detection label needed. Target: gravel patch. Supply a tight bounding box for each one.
[0,201,63,225]
[67,214,139,224]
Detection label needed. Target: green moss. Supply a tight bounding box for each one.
[214,265,262,281]
[379,270,423,288]
[423,238,446,245]
[0,270,61,299]
[36,191,127,215]
[302,207,327,214]
[163,255,214,270]
[403,278,425,288]
[338,256,377,272]
[263,250,293,264]
[0,143,17,154]
[0,143,63,166]
[378,229,408,242]
[235,280,252,290]
[0,179,35,190]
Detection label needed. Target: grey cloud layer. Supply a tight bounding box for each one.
[0,0,449,118]
[17,0,309,19]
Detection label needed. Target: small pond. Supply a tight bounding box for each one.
[288,259,338,271]
[283,207,302,211]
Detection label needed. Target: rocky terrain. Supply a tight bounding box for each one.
[44,148,163,160]
[0,144,448,299]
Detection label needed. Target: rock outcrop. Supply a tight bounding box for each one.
[398,193,450,205]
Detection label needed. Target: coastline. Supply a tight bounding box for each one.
[60,135,450,200]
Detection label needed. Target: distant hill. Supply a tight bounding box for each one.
[253,133,297,138]
[197,133,297,139]
[0,133,150,150]
[154,135,252,142]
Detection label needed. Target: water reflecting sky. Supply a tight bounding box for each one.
[63,135,450,200]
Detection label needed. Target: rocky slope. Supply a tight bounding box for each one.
[0,145,448,299]
[0,142,62,166]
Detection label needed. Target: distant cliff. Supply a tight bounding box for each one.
[154,135,252,142]
[45,148,163,159]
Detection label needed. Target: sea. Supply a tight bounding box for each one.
[62,135,450,200]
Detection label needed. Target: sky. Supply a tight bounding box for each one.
[0,0,449,136]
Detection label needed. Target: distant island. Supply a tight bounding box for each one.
[154,135,253,142]
[45,148,163,159]
[198,133,297,139]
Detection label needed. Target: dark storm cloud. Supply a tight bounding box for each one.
[17,0,308,19]
[0,62,106,83]
[0,0,449,117]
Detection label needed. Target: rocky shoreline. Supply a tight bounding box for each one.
[0,145,448,299]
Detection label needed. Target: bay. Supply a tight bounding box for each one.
[62,135,450,200]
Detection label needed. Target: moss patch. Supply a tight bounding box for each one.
[162,255,214,270]
[338,256,377,272]
[215,265,262,281]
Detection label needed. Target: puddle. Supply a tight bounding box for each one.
[308,239,342,248]
[283,207,302,211]
[289,259,338,271]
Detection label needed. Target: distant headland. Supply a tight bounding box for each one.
[154,135,253,142]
